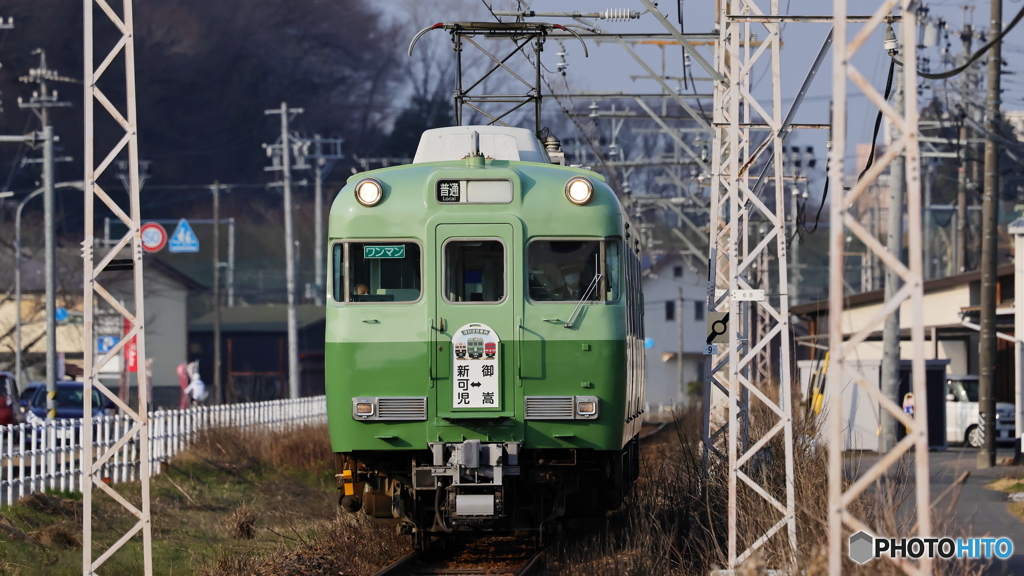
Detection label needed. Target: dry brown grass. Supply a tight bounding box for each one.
[227,504,260,540]
[175,423,335,476]
[29,524,81,550]
[550,401,988,576]
[187,425,410,576]
[14,492,81,521]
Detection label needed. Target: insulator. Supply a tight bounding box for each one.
[923,22,938,47]
[600,9,640,22]
[556,50,568,73]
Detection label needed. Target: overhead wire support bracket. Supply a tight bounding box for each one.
[703,0,814,570]
[408,22,588,137]
[827,1,931,574]
[82,0,153,573]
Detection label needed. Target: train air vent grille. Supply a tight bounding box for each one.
[377,397,428,421]
[525,396,575,420]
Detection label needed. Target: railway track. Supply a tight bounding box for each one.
[371,536,544,576]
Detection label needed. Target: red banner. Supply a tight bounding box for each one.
[123,318,138,373]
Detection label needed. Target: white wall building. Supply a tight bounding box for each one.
[642,256,707,407]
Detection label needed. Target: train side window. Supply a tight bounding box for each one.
[527,239,619,302]
[331,243,344,302]
[347,242,421,303]
[604,240,620,301]
[444,240,505,303]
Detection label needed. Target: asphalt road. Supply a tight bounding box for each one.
[929,446,1024,575]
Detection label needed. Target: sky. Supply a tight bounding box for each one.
[389,0,1023,189]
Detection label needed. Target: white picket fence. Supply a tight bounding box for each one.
[643,401,689,422]
[0,395,327,504]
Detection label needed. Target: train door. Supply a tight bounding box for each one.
[434,224,518,419]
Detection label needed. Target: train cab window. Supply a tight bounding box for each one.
[336,242,421,303]
[528,239,619,302]
[331,243,344,302]
[444,240,505,303]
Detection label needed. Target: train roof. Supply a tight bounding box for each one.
[412,126,550,164]
[331,127,628,240]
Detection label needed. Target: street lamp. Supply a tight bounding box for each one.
[13,181,84,392]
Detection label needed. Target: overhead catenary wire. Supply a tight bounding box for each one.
[801,59,897,238]
[892,4,1024,80]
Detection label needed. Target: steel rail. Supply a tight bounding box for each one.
[371,548,544,576]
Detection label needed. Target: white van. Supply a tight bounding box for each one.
[945,375,1015,447]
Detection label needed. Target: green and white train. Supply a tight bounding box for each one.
[326,126,646,546]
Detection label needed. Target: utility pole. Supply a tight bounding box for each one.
[956,17,974,274]
[978,0,1002,469]
[879,59,905,454]
[212,182,222,404]
[676,286,684,403]
[312,135,343,307]
[42,125,55,417]
[790,186,801,301]
[19,49,72,420]
[264,103,303,399]
[923,160,934,280]
[956,121,969,273]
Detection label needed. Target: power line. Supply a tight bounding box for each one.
[892,4,1024,79]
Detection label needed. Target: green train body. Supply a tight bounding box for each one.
[326,127,645,545]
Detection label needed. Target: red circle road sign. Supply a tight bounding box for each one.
[140,222,168,253]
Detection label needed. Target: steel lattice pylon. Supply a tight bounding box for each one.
[82,0,153,573]
[705,0,797,568]
[828,1,929,574]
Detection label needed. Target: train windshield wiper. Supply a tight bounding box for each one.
[564,273,601,329]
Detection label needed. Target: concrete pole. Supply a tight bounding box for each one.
[15,210,22,389]
[1009,219,1024,459]
[956,17,975,275]
[677,286,684,403]
[15,188,44,391]
[956,123,969,273]
[281,103,300,399]
[923,161,933,280]
[314,135,324,307]
[880,69,905,453]
[212,182,222,404]
[228,218,235,307]
[978,0,1002,469]
[43,125,56,419]
[791,185,801,302]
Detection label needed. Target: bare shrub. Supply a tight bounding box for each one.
[30,524,81,549]
[228,504,260,540]
[0,513,35,545]
[552,397,985,576]
[180,424,334,477]
[15,491,82,520]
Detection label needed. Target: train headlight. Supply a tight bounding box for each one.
[353,398,375,418]
[355,179,383,206]
[576,396,598,418]
[565,177,593,205]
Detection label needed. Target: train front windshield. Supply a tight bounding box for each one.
[331,242,421,303]
[528,240,619,302]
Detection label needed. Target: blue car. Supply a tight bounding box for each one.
[18,382,41,410]
[25,382,116,426]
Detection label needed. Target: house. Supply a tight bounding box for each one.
[0,255,201,408]
[641,256,708,406]
[791,265,1017,403]
[188,305,326,402]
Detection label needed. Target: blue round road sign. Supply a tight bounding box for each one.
[55,307,68,322]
